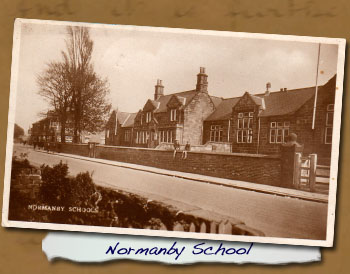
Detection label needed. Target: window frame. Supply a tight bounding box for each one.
[124,130,131,142]
[146,112,152,123]
[269,120,290,144]
[237,112,254,144]
[170,109,177,121]
[210,125,224,142]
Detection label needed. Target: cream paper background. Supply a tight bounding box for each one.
[42,232,320,264]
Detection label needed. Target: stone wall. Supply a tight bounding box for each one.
[94,145,281,186]
[57,143,89,157]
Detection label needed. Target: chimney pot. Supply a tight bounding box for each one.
[154,79,164,100]
[265,82,271,96]
[196,67,208,93]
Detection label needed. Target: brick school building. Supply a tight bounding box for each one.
[105,67,336,159]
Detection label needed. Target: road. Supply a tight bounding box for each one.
[12,145,328,240]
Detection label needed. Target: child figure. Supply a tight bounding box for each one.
[182,141,191,159]
[173,139,180,159]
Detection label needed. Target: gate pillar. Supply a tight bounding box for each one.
[280,133,303,189]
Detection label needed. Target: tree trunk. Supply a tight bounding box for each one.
[60,116,67,144]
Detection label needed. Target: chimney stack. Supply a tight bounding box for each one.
[265,82,271,96]
[196,67,208,93]
[154,79,164,100]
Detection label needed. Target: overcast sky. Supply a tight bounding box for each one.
[15,22,339,132]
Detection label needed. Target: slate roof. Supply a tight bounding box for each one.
[116,111,132,124]
[210,96,224,108]
[249,94,265,109]
[205,75,336,121]
[151,90,223,113]
[122,113,137,128]
[205,97,240,121]
[258,87,316,117]
[154,90,198,113]
[258,74,336,117]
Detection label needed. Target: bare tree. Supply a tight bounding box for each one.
[38,26,111,143]
[37,61,72,143]
[62,26,111,142]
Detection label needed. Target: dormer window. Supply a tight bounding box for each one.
[146,112,152,123]
[170,109,177,121]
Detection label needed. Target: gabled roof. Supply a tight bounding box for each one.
[154,90,198,113]
[116,111,132,124]
[122,113,137,128]
[152,90,223,113]
[175,96,186,105]
[249,94,265,110]
[205,97,240,121]
[210,96,224,108]
[143,99,160,111]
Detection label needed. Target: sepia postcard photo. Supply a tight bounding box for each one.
[1,18,346,247]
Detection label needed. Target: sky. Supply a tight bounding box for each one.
[14,22,339,132]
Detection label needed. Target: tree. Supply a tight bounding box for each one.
[14,123,24,140]
[62,26,111,142]
[37,61,72,143]
[37,26,111,143]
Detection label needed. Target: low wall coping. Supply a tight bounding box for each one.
[96,144,280,159]
[59,143,88,146]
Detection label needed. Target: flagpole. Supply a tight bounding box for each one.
[312,43,321,130]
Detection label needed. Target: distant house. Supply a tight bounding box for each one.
[30,111,73,144]
[30,111,75,144]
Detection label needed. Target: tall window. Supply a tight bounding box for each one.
[270,121,290,143]
[106,129,110,138]
[124,130,131,142]
[210,125,223,142]
[325,104,334,144]
[170,109,177,121]
[137,131,148,144]
[167,130,174,143]
[159,130,164,142]
[158,130,175,143]
[237,112,253,143]
[146,112,152,123]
